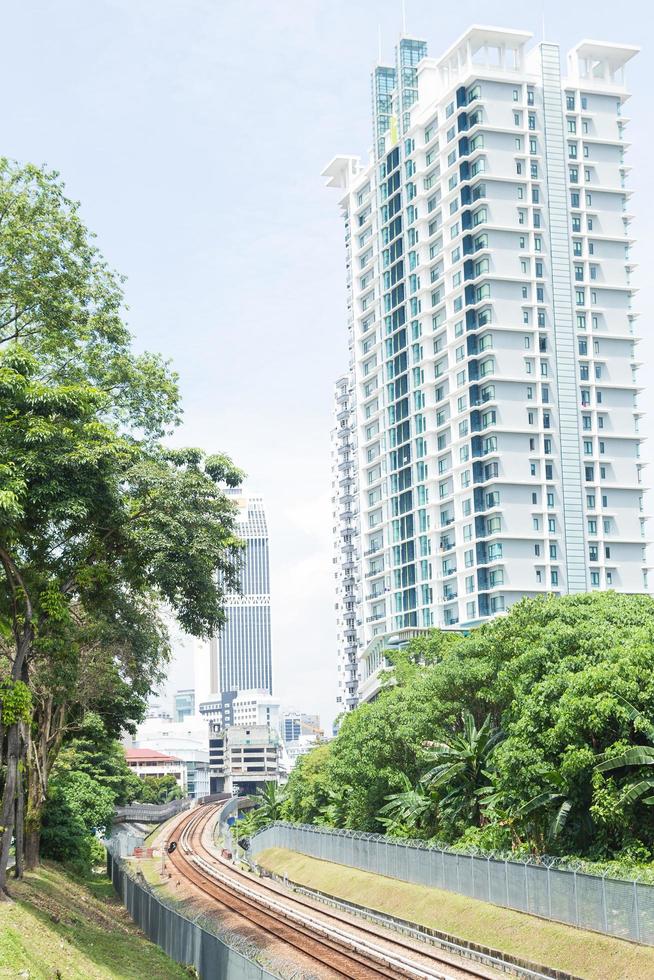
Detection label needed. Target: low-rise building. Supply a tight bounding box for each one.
[124,717,210,798]
[124,747,187,793]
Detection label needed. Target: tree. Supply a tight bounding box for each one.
[421,711,503,833]
[0,159,244,893]
[318,785,352,828]
[254,781,287,823]
[40,770,115,871]
[379,773,434,838]
[596,700,654,808]
[282,744,333,824]
[131,775,182,805]
[285,594,654,858]
[24,595,167,868]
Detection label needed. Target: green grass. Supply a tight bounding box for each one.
[0,861,190,979]
[257,846,654,980]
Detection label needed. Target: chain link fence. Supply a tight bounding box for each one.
[251,822,654,945]
[107,842,276,979]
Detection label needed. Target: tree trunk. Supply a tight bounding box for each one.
[24,695,63,872]
[0,723,20,896]
[0,625,33,897]
[25,756,43,872]
[13,733,25,879]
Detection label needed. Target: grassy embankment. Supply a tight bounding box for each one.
[257,846,654,980]
[0,861,189,979]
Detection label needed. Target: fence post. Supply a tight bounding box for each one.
[505,858,510,908]
[547,865,552,919]
[524,860,530,912]
[634,880,641,943]
[441,848,445,891]
[601,875,609,934]
[487,855,491,903]
[573,869,579,927]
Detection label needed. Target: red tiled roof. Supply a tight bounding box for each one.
[124,747,182,763]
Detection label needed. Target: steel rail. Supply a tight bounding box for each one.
[169,803,499,980]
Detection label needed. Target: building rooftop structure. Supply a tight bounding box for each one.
[124,747,182,763]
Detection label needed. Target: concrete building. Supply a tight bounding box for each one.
[324,26,648,704]
[208,723,281,795]
[331,374,362,712]
[198,691,237,729]
[212,489,273,696]
[231,689,281,731]
[124,747,187,793]
[282,711,322,743]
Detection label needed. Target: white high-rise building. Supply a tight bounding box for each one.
[324,27,649,703]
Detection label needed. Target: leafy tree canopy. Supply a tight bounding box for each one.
[284,593,654,860]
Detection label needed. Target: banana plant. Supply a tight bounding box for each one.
[596,698,654,806]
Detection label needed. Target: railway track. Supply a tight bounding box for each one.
[166,803,501,980]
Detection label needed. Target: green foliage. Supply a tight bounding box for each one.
[379,773,434,839]
[422,710,503,835]
[281,745,333,824]
[284,593,654,860]
[131,775,182,805]
[53,714,142,806]
[0,158,245,878]
[0,680,31,725]
[41,770,115,871]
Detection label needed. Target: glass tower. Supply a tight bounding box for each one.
[214,489,273,696]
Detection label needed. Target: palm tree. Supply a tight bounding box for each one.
[596,699,654,806]
[421,711,504,829]
[379,773,433,837]
[255,780,288,823]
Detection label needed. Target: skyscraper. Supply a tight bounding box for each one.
[325,27,648,704]
[212,489,273,696]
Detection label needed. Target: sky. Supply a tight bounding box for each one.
[4,0,653,732]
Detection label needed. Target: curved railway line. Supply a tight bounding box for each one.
[165,802,504,980]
